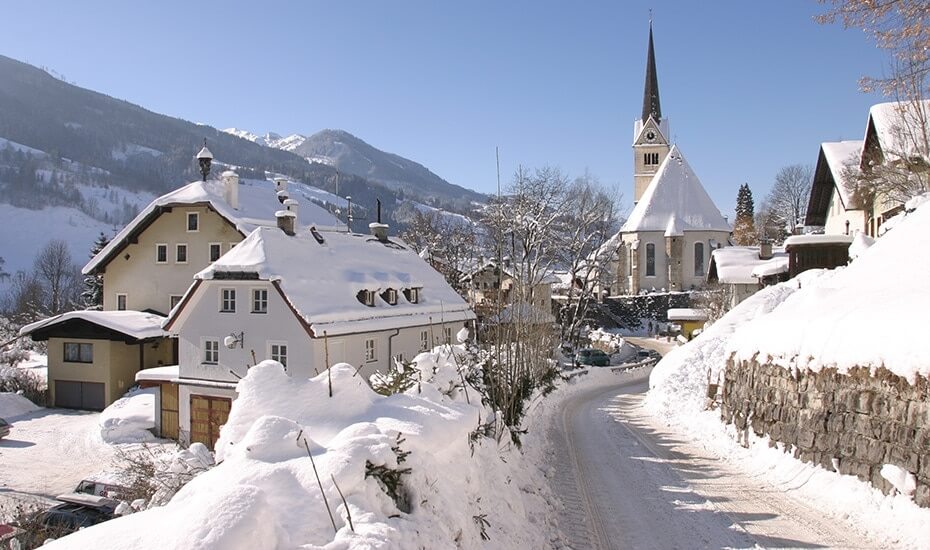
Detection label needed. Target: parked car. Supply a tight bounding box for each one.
[74,477,130,499]
[38,493,118,534]
[0,418,10,439]
[574,348,611,367]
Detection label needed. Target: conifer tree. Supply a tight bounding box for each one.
[732,183,757,245]
[82,232,109,310]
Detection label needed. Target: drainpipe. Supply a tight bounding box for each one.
[387,328,401,366]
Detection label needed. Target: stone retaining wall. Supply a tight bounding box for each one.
[721,359,930,507]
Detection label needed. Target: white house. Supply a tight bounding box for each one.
[805,140,865,236]
[706,245,789,308]
[159,220,475,448]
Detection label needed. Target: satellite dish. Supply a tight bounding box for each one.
[224,335,238,349]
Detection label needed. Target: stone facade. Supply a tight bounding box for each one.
[721,359,930,507]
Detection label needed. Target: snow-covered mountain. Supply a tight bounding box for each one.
[222,129,308,153]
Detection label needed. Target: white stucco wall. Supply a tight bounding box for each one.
[621,229,729,292]
[824,190,866,236]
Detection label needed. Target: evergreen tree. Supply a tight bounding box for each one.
[81,232,109,310]
[732,183,757,245]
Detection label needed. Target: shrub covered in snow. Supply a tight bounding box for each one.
[99,387,157,443]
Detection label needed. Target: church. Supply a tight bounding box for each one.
[606,23,732,295]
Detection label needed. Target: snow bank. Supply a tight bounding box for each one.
[99,387,156,443]
[48,353,547,549]
[728,198,930,382]
[0,391,40,419]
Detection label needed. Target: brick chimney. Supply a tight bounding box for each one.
[759,240,773,260]
[221,170,239,210]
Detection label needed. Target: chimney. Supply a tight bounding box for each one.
[369,222,389,243]
[276,210,296,236]
[222,170,239,210]
[277,190,289,204]
[759,240,773,260]
[284,198,299,231]
[274,177,288,194]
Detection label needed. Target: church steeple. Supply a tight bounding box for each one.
[641,21,662,124]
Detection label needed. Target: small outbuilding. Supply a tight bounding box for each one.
[666,308,708,340]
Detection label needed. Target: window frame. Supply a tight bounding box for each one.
[116,293,128,311]
[155,243,168,264]
[176,243,188,264]
[169,295,182,311]
[694,242,705,277]
[186,211,199,233]
[420,330,429,351]
[443,327,452,344]
[220,288,237,313]
[364,338,377,363]
[405,287,420,304]
[645,243,656,277]
[202,338,219,364]
[251,288,268,314]
[268,341,288,368]
[63,342,94,364]
[209,242,222,263]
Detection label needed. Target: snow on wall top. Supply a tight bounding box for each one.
[821,140,863,208]
[727,199,930,382]
[192,226,475,335]
[710,246,788,285]
[867,100,930,163]
[19,310,166,340]
[83,177,342,274]
[621,145,730,234]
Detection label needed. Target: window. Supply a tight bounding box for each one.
[694,242,705,276]
[220,288,236,312]
[404,287,420,304]
[645,243,656,277]
[156,243,168,264]
[252,289,268,313]
[176,244,188,264]
[187,212,199,232]
[228,242,237,252]
[443,327,452,344]
[643,152,660,165]
[628,247,633,276]
[357,289,374,307]
[209,243,222,262]
[116,293,127,311]
[365,338,377,362]
[382,288,397,305]
[269,342,288,368]
[169,295,182,310]
[64,342,93,363]
[420,330,429,351]
[203,339,219,364]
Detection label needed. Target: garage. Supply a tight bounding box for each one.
[190,395,231,450]
[55,380,106,411]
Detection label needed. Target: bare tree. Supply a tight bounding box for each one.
[400,210,478,297]
[2,271,45,326]
[764,164,813,235]
[33,239,80,315]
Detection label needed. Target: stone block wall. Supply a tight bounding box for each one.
[721,359,930,507]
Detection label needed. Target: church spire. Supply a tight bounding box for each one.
[641,21,662,124]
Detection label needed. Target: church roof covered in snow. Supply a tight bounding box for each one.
[84,177,343,274]
[621,145,730,234]
[171,226,475,336]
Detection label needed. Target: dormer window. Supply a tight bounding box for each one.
[403,287,420,304]
[357,289,375,307]
[381,288,398,305]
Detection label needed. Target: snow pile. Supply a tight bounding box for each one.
[48,354,547,549]
[728,198,930,381]
[99,387,157,443]
[588,328,628,354]
[881,464,918,497]
[0,391,40,418]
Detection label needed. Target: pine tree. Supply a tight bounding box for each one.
[732,183,757,246]
[81,232,109,310]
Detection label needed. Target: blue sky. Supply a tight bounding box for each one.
[0,1,888,217]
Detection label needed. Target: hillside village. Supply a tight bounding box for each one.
[1,4,930,550]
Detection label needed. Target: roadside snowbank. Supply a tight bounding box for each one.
[48,350,550,549]
[99,387,157,443]
[0,391,40,418]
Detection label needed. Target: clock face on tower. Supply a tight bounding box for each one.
[645,130,657,143]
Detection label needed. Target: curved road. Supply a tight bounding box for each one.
[548,368,873,549]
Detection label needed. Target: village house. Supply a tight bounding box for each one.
[804,140,866,236]
[150,218,475,449]
[19,147,342,410]
[463,259,557,325]
[705,243,789,309]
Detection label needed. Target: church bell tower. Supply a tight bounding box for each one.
[632,21,671,204]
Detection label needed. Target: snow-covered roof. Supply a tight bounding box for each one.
[667,308,708,321]
[821,140,862,208]
[136,365,179,383]
[84,177,343,274]
[177,226,475,336]
[19,310,167,340]
[784,234,854,247]
[709,246,788,285]
[463,260,559,286]
[621,145,730,234]
[866,100,930,163]
[749,257,789,279]
[488,302,556,325]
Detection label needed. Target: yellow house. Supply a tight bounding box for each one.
[667,308,708,340]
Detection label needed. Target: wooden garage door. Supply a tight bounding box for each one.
[55,380,105,411]
[190,395,231,450]
[160,384,179,440]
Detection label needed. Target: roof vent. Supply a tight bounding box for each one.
[275,210,296,236]
[310,226,325,244]
[277,189,289,204]
[369,222,389,243]
[222,170,239,210]
[274,177,288,193]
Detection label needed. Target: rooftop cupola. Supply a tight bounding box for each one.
[641,21,662,124]
[196,139,213,182]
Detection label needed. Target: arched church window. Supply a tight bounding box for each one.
[645,243,656,277]
[694,242,705,276]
